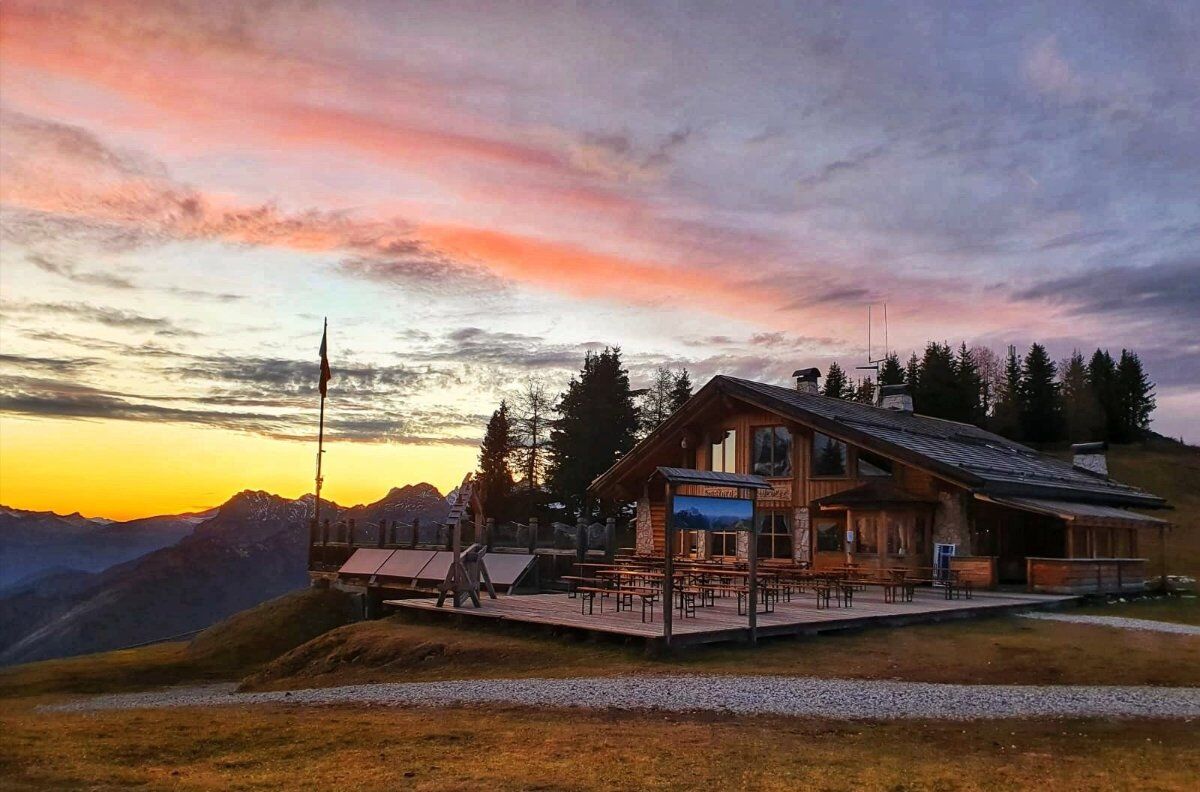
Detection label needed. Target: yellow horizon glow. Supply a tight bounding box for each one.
[0,416,475,521]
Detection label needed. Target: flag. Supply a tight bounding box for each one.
[318,320,332,397]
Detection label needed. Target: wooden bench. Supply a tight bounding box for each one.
[614,586,658,622]
[575,586,611,614]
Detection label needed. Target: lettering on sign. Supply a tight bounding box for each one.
[699,486,739,498]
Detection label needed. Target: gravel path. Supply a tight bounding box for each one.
[1019,612,1200,636]
[42,676,1200,720]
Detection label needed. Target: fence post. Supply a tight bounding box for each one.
[485,517,495,553]
[605,517,616,561]
[377,521,385,548]
[411,518,419,548]
[348,518,357,548]
[528,517,538,553]
[576,519,588,566]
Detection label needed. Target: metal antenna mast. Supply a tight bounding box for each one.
[856,303,889,376]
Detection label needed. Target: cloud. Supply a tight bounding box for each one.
[26,252,135,289]
[3,301,199,336]
[0,353,100,375]
[1014,257,1200,322]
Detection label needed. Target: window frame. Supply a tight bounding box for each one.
[810,431,849,478]
[854,514,879,555]
[755,510,793,560]
[751,425,793,478]
[710,428,737,474]
[815,517,843,553]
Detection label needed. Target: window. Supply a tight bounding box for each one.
[913,514,929,558]
[815,519,843,552]
[811,432,847,477]
[1094,528,1112,558]
[854,515,878,554]
[756,511,792,560]
[752,426,792,477]
[857,449,893,477]
[885,515,906,555]
[711,529,738,558]
[710,429,737,473]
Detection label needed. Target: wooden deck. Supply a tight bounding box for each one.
[387,587,1076,647]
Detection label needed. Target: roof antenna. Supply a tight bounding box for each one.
[856,303,888,376]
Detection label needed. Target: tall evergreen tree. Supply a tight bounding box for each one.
[1088,349,1118,441]
[1115,349,1155,442]
[547,347,640,517]
[904,352,921,393]
[639,367,675,435]
[478,400,515,520]
[853,377,876,404]
[913,342,957,419]
[990,345,1023,439]
[1060,351,1101,442]
[668,369,693,412]
[823,361,850,399]
[878,353,905,387]
[1019,343,1062,443]
[513,378,551,492]
[954,342,986,425]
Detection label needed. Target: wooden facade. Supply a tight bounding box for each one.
[591,377,1170,590]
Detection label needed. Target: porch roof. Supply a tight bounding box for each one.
[976,494,1171,528]
[812,480,937,510]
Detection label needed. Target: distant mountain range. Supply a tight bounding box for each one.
[0,505,208,589]
[0,483,450,666]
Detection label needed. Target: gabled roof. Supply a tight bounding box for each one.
[589,375,1166,509]
[813,480,937,508]
[654,467,773,490]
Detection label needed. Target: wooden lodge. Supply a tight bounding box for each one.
[588,371,1171,594]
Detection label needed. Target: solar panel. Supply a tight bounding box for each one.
[483,553,537,586]
[414,551,455,582]
[375,549,438,580]
[338,549,395,577]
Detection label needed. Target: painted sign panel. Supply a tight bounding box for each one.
[672,494,754,532]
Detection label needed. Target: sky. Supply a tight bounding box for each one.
[1,1,1197,519]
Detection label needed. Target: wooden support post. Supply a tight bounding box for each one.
[411,518,419,548]
[748,486,758,645]
[485,517,495,553]
[321,519,330,545]
[663,483,674,648]
[453,517,465,607]
[605,517,616,562]
[348,518,357,548]
[576,519,588,566]
[527,517,538,553]
[377,521,385,548]
[1160,526,1168,591]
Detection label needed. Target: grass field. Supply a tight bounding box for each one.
[1,702,1196,791]
[3,597,1198,702]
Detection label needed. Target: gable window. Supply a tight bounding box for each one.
[815,518,843,552]
[710,429,737,473]
[752,426,792,477]
[811,432,847,477]
[756,511,792,560]
[857,449,893,477]
[885,515,906,555]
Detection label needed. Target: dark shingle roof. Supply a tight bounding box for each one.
[720,376,1163,508]
[654,467,773,490]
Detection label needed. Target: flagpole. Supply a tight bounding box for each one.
[315,318,327,530]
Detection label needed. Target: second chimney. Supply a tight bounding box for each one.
[1071,442,1108,477]
[878,383,913,412]
[792,368,821,395]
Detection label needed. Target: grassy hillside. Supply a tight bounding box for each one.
[1105,439,1200,577]
[0,588,355,698]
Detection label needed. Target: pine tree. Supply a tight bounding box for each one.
[823,361,849,399]
[478,400,515,520]
[853,377,876,404]
[904,352,921,393]
[879,353,905,387]
[913,342,957,419]
[970,345,1002,416]
[1088,349,1118,441]
[547,347,640,517]
[990,345,1023,439]
[639,367,675,435]
[1060,351,1101,442]
[1115,349,1155,441]
[513,378,551,492]
[669,369,693,412]
[954,342,986,426]
[1019,343,1062,443]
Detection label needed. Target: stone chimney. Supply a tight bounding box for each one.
[1071,442,1108,477]
[878,383,913,412]
[792,368,821,395]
